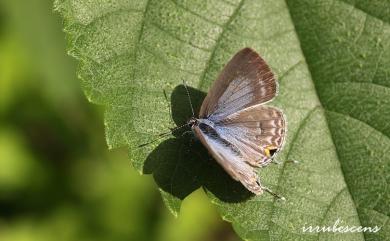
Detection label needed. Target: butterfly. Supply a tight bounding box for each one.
[186,48,286,198]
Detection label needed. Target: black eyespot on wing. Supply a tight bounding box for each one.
[269,148,278,157]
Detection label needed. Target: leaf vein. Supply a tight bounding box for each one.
[267,106,319,236]
[197,0,246,90]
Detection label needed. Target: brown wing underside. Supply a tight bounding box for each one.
[193,125,263,195]
[199,48,277,119]
[218,105,286,167]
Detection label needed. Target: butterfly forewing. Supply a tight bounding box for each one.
[199,48,277,120]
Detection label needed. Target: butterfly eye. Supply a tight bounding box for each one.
[264,145,278,158]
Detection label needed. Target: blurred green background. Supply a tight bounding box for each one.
[0,1,239,240]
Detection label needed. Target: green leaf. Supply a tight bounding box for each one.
[55,0,390,240]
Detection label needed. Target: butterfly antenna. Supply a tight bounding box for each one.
[137,122,190,148]
[137,131,173,148]
[272,159,299,165]
[288,159,300,164]
[183,79,195,117]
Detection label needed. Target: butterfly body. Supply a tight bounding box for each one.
[186,48,286,195]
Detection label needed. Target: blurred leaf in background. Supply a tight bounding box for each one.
[0,0,238,241]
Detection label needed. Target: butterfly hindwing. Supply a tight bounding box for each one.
[217,105,286,167]
[199,48,277,120]
[193,122,263,195]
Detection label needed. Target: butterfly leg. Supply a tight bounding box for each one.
[181,130,193,137]
[181,130,197,147]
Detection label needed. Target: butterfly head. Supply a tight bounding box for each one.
[187,117,198,128]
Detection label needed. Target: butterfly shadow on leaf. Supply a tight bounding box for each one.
[143,85,253,203]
